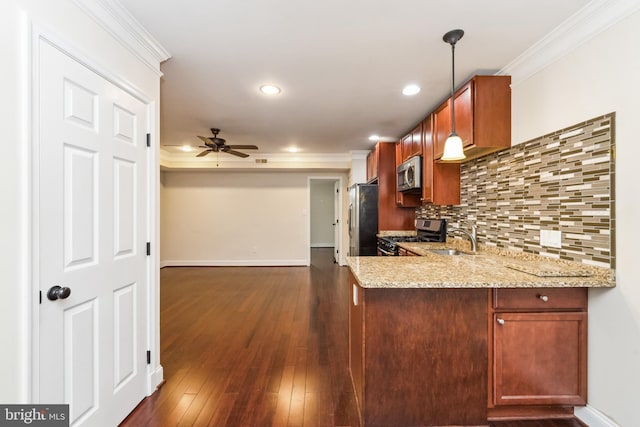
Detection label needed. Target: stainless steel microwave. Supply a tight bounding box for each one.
[397,156,422,192]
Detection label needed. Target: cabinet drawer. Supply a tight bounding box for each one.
[493,288,587,311]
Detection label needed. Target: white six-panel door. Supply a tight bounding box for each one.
[37,39,149,426]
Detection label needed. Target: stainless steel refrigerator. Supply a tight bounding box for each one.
[348,183,379,256]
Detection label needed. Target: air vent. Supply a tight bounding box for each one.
[255,159,268,164]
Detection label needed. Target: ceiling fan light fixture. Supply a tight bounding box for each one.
[441,28,467,161]
[402,84,421,96]
[260,84,281,95]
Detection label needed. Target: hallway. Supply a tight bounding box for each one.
[120,248,359,426]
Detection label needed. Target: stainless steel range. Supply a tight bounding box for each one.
[377,219,447,256]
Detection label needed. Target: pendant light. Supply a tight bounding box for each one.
[441,29,466,161]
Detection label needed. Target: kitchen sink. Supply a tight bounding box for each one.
[428,249,474,256]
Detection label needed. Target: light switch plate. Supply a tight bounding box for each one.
[540,229,562,248]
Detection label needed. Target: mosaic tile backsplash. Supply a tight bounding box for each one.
[417,113,615,268]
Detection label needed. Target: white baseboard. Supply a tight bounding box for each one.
[311,243,334,248]
[146,364,164,396]
[161,259,309,267]
[159,260,169,268]
[576,405,620,427]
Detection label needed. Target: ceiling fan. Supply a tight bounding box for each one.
[196,128,258,158]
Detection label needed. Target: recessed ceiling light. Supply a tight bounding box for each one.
[368,135,380,141]
[402,84,421,96]
[287,146,299,153]
[260,84,281,95]
[181,145,193,152]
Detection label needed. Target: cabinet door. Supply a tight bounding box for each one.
[348,274,365,414]
[493,312,587,406]
[421,115,434,203]
[366,147,378,182]
[410,123,423,158]
[422,114,461,205]
[433,99,450,160]
[453,81,473,148]
[401,133,412,162]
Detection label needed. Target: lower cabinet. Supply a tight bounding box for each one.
[489,288,588,419]
[348,272,488,426]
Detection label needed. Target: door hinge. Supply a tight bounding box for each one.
[146,242,151,256]
[336,219,339,224]
[146,133,151,148]
[146,350,151,365]
[39,290,42,304]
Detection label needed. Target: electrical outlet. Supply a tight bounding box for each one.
[540,229,562,248]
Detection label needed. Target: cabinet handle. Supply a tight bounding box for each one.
[538,294,549,302]
[352,284,358,306]
[496,318,505,325]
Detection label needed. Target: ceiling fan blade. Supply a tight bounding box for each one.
[196,150,211,157]
[225,149,249,158]
[197,136,215,147]
[227,145,258,150]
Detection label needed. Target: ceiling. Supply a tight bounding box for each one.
[123,0,592,159]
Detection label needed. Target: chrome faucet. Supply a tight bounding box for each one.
[447,225,478,253]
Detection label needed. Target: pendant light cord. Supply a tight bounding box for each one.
[450,42,456,135]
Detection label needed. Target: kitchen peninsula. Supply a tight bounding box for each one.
[346,243,614,427]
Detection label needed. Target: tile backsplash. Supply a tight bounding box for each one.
[417,113,615,268]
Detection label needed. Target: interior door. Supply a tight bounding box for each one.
[37,40,149,426]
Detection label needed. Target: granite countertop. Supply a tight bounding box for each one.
[346,239,615,289]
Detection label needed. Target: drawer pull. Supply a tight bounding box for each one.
[538,294,549,302]
[496,318,505,325]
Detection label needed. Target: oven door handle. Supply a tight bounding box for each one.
[378,247,396,256]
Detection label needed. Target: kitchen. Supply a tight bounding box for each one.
[1,1,639,427]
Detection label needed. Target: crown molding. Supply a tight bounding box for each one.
[72,0,171,76]
[500,0,640,86]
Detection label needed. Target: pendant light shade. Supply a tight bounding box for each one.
[441,29,466,161]
[441,133,464,160]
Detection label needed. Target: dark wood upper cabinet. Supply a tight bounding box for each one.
[395,141,421,207]
[368,142,416,229]
[434,75,511,162]
[366,145,379,183]
[399,122,423,163]
[410,122,423,158]
[421,114,460,205]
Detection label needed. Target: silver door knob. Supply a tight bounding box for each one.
[496,318,505,325]
[47,285,71,301]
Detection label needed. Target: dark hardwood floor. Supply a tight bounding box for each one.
[121,248,359,427]
[120,248,588,427]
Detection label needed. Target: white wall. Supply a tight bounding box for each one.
[511,9,640,426]
[0,0,164,403]
[161,171,348,266]
[310,181,336,247]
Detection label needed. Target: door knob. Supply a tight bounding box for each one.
[47,285,71,301]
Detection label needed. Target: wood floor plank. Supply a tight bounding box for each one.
[120,249,357,427]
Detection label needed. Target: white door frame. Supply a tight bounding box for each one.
[28,26,162,402]
[307,176,345,265]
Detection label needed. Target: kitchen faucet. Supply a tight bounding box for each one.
[447,225,478,253]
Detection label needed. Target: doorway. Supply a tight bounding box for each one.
[309,177,343,265]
